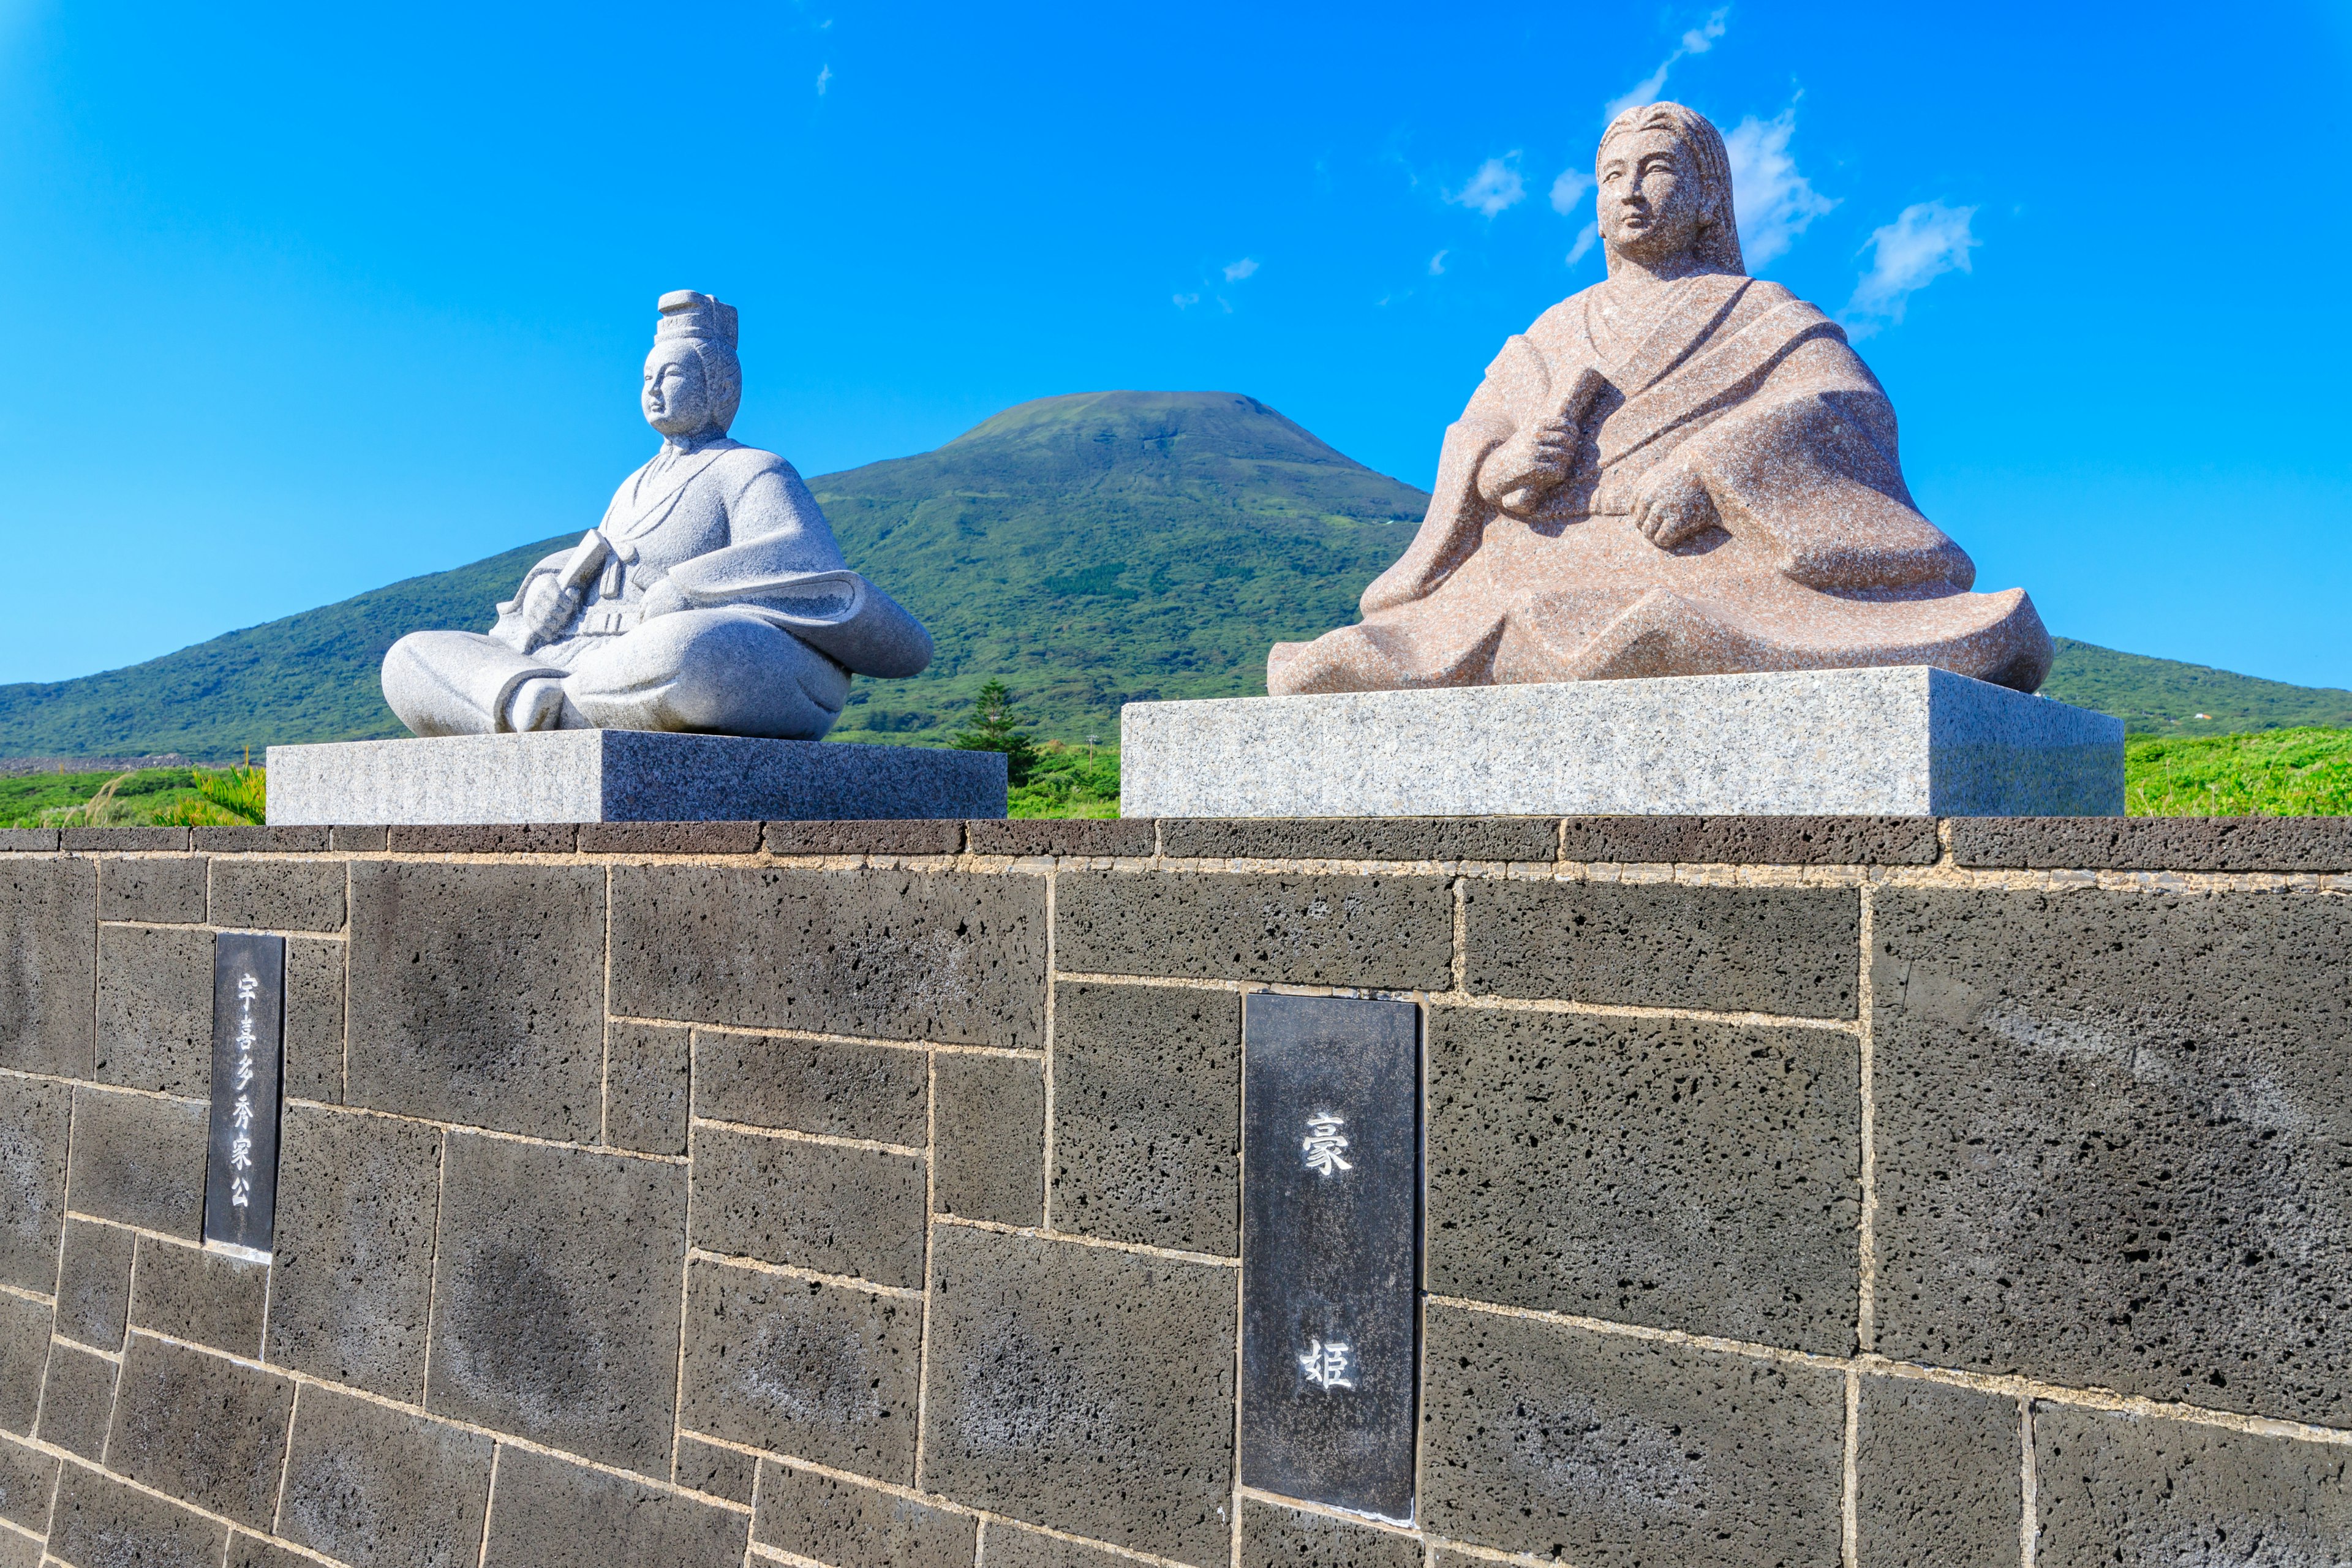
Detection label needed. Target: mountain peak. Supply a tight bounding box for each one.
[941,390,1355,467]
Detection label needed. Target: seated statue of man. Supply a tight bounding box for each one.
[382,291,932,739]
[1268,102,2052,696]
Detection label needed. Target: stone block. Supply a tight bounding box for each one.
[62,827,188,852]
[1558,814,1943,866]
[0,829,57,852]
[920,1225,1237,1567]
[0,1535,34,1568]
[678,1259,921,1480]
[674,1433,755,1504]
[1120,669,2124,816]
[0,1433,56,1532]
[753,1459,977,1567]
[1161,816,1560,864]
[284,936,345,1104]
[933,1052,1044,1227]
[127,1237,268,1358]
[47,1459,228,1568]
[967,818,1155,858]
[1239,1496,1423,1568]
[612,864,1047,1047]
[982,1523,1139,1566]
[0,856,95,1076]
[1871,886,2352,1422]
[766,818,967,856]
[604,1020,690,1155]
[1463,878,1860,1019]
[1420,1303,1845,1565]
[1056,870,1453,990]
[1950,814,2352,873]
[480,1444,750,1568]
[227,1534,317,1568]
[1050,982,1241,1254]
[209,858,346,932]
[386,823,578,854]
[107,1333,295,1528]
[694,1028,929,1145]
[36,1341,119,1459]
[65,1087,207,1238]
[578,820,763,854]
[2035,1402,2352,1559]
[190,826,330,853]
[0,1077,69,1294]
[96,855,208,923]
[1853,1376,2020,1567]
[1426,1006,1859,1354]
[276,1381,496,1568]
[346,860,606,1140]
[330,825,390,851]
[0,1294,47,1436]
[269,729,1006,824]
[266,1104,442,1401]
[425,1133,687,1476]
[691,1128,927,1289]
[94,924,213,1095]
[52,1219,135,1351]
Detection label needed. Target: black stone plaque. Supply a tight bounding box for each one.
[1240,992,1420,1521]
[203,932,287,1258]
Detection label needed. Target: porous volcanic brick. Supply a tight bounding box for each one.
[983,1524,1140,1567]
[0,1076,69,1294]
[1056,870,1453,990]
[691,1128,927,1289]
[1239,1496,1423,1568]
[425,1133,687,1477]
[329,825,390,851]
[345,860,605,1140]
[678,1259,921,1481]
[933,1051,1044,1226]
[0,856,94,1077]
[763,818,965,857]
[128,1237,267,1359]
[52,1219,135,1350]
[612,864,1047,1047]
[63,827,185,852]
[0,1294,47,1436]
[190,826,329,853]
[36,1341,119,1459]
[265,1104,442,1401]
[968,818,1155,858]
[1160,815,1560,863]
[674,1433,755,1504]
[1050,982,1240,1254]
[695,1027,929,1145]
[284,936,344,1104]
[386,824,576,854]
[0,1434,56,1532]
[1463,878,1860,1019]
[227,1534,318,1568]
[1557,814,1942,866]
[480,1445,748,1568]
[276,1382,495,1568]
[96,856,208,923]
[0,829,56,852]
[209,858,346,932]
[1871,886,2352,1423]
[1853,1376,2020,1566]
[603,1020,690,1155]
[48,1460,228,1568]
[753,1459,977,1568]
[0,1534,34,1568]
[2035,1402,2352,1559]
[65,1087,207,1237]
[919,1225,1237,1567]
[578,820,763,855]
[1420,1302,1845,1566]
[94,923,213,1095]
[107,1333,294,1528]
[1426,1005,1860,1354]
[1950,814,2352,873]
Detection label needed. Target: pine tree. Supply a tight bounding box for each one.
[949,678,1040,786]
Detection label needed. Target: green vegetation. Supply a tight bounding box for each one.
[2039,638,2352,736]
[1,764,266,828]
[1010,742,1120,819]
[2125,728,2352,816]
[949,678,1041,785]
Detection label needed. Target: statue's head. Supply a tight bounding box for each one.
[644,290,743,440]
[1594,102,1744,276]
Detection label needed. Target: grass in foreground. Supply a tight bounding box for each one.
[2125,727,2352,816]
[0,766,266,828]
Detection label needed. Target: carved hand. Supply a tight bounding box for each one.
[636,573,689,619]
[1628,460,1720,549]
[1477,411,1583,513]
[517,573,581,646]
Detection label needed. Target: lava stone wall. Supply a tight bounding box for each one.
[0,813,2348,1568]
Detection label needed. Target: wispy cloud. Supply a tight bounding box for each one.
[1845,201,1979,335]
[1724,105,1834,268]
[1428,250,1448,276]
[1604,7,1728,121]
[1567,222,1600,267]
[1447,153,1526,219]
[1549,168,1593,216]
[1223,257,1260,282]
[815,64,832,95]
[1172,292,1200,309]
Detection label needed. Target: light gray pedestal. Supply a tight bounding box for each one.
[266,730,1006,824]
[1120,667,2124,818]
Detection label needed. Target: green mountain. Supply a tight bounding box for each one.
[0,388,2342,760]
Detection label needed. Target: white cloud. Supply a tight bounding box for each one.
[1845,200,1980,334]
[1567,222,1600,266]
[1223,257,1259,282]
[1549,168,1593,216]
[1447,153,1525,219]
[1172,292,1200,309]
[815,64,831,95]
[1428,250,1448,276]
[1604,7,1727,121]
[1724,106,1834,268]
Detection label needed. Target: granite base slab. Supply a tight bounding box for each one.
[266,731,1006,824]
[1120,667,2123,818]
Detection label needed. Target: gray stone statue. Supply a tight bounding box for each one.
[382,292,932,739]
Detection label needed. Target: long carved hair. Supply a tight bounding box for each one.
[1597,101,1746,276]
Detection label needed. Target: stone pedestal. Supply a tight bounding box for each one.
[1120,667,2124,818]
[266,730,1006,824]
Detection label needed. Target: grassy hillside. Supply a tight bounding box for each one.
[2040,638,2352,736]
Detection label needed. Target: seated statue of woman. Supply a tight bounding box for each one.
[1268,102,2051,698]
[382,291,932,740]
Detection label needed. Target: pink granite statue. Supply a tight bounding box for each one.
[1268,102,2052,697]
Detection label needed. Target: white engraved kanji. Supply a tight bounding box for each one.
[1302,1114,1351,1177]
[1297,1338,1354,1390]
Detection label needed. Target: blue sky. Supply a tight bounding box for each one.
[3,1,2350,689]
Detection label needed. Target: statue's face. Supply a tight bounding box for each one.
[642,345,710,437]
[1597,129,1708,265]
